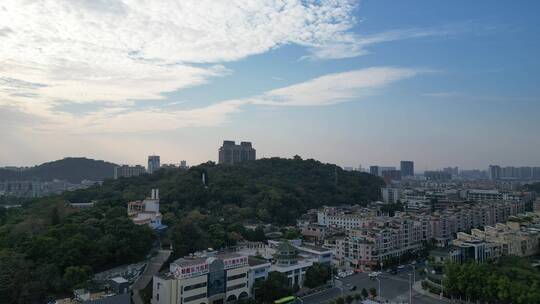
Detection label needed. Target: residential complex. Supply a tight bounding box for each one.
[312,198,527,271]
[218,141,256,165]
[489,165,540,180]
[452,213,540,260]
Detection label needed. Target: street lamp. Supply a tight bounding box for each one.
[375,277,381,302]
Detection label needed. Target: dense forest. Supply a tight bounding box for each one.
[0,157,384,303]
[0,157,117,183]
[443,256,540,303]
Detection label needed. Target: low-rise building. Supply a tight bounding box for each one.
[381,187,402,204]
[452,213,540,259]
[247,257,271,296]
[270,242,313,288]
[127,189,166,230]
[152,253,250,304]
[114,165,146,179]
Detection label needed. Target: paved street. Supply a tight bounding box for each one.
[132,249,172,304]
[301,269,446,304]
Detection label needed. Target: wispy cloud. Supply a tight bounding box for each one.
[423,91,462,98]
[27,67,422,134]
[251,67,421,106]
[305,26,459,60]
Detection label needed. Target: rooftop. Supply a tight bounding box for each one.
[248,256,271,267]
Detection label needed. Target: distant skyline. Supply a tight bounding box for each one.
[1,1,539,169]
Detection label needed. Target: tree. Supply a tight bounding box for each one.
[335,297,345,304]
[304,263,331,288]
[50,207,61,225]
[254,272,292,304]
[0,157,385,300]
[369,287,377,298]
[63,265,92,287]
[345,294,353,304]
[353,293,362,302]
[361,288,368,299]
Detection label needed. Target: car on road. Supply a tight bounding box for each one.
[348,285,357,291]
[368,271,381,278]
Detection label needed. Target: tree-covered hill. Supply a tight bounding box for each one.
[0,157,118,183]
[65,156,384,224]
[0,156,384,303]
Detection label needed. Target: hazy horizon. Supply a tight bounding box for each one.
[1,1,539,170]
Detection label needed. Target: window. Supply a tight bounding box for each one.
[226,283,246,292]
[184,282,207,292]
[227,273,247,281]
[184,292,207,303]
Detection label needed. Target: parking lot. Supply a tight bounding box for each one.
[301,268,445,304]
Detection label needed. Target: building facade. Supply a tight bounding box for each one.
[335,200,527,270]
[218,141,256,165]
[148,155,161,174]
[127,189,166,230]
[152,253,250,304]
[114,165,147,179]
[400,161,414,177]
[381,187,402,204]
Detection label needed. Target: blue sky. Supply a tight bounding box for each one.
[0,0,539,170]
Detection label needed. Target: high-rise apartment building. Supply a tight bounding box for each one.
[369,166,379,176]
[218,141,256,165]
[400,161,414,177]
[148,155,161,174]
[489,165,502,180]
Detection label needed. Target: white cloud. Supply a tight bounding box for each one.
[251,67,420,106]
[0,1,425,139]
[0,0,358,105]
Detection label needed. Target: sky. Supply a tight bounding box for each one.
[0,0,539,170]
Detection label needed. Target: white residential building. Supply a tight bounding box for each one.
[127,189,166,230]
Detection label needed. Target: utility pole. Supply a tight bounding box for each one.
[375,277,381,302]
[409,273,413,304]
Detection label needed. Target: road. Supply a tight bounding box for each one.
[301,270,446,304]
[132,249,172,304]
